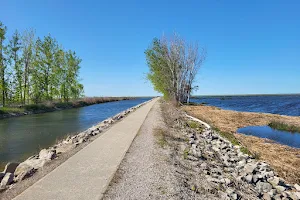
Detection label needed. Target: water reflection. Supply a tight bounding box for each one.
[237,126,300,148]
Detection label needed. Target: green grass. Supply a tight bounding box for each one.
[269,121,300,133]
[0,107,25,114]
[186,120,202,129]
[240,146,251,155]
[154,128,168,148]
[183,147,189,159]
[213,127,252,156]
[215,129,240,146]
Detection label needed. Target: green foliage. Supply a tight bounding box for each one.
[145,38,171,100]
[213,128,252,156]
[269,121,300,133]
[217,130,240,146]
[183,147,189,159]
[0,21,84,107]
[0,107,24,114]
[240,147,251,155]
[154,128,168,148]
[186,120,202,129]
[145,35,206,103]
[24,104,51,111]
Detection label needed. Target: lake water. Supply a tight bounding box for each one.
[0,98,152,167]
[191,95,300,116]
[237,126,300,148]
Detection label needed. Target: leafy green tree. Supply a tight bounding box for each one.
[0,22,7,106]
[7,30,23,103]
[145,34,206,104]
[0,22,84,106]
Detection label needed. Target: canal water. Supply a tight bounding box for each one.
[237,126,300,148]
[0,98,152,167]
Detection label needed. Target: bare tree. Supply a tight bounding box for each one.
[146,33,206,104]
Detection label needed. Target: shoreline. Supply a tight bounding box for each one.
[0,98,153,197]
[183,104,300,184]
[0,97,134,120]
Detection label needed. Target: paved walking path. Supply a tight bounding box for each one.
[14,98,158,200]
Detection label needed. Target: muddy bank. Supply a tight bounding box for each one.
[183,105,300,184]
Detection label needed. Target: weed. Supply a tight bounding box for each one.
[269,121,300,133]
[217,130,240,146]
[191,185,196,191]
[187,120,202,129]
[154,128,168,148]
[240,147,251,155]
[213,128,253,156]
[0,107,24,114]
[183,147,189,159]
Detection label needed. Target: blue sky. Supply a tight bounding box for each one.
[1,0,300,96]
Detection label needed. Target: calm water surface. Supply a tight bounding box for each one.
[0,98,151,166]
[237,126,300,148]
[191,95,300,116]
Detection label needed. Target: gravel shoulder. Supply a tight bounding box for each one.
[103,100,180,199]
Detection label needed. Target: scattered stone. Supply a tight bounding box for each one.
[14,163,36,182]
[244,174,253,183]
[288,192,300,200]
[39,149,56,160]
[275,185,286,193]
[3,162,20,173]
[244,163,257,174]
[295,184,300,191]
[23,157,46,169]
[263,193,272,200]
[268,176,280,186]
[256,181,272,193]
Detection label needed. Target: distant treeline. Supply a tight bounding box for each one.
[0,21,84,107]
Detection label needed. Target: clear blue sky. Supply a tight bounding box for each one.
[1,0,300,96]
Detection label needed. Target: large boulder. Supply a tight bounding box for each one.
[14,163,36,182]
[256,181,272,193]
[3,162,20,173]
[23,157,46,169]
[0,173,14,189]
[39,149,56,160]
[244,163,257,174]
[267,176,280,187]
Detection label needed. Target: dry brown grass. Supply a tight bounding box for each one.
[183,105,300,184]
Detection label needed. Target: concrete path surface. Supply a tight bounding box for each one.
[14,98,158,200]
